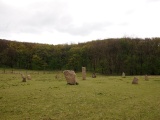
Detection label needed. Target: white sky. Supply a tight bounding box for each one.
[0,0,160,45]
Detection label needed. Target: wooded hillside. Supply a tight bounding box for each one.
[0,38,160,75]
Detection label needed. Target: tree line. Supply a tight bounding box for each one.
[0,38,160,75]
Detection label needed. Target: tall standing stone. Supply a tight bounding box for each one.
[63,70,78,85]
[122,72,125,78]
[132,77,138,84]
[82,67,86,80]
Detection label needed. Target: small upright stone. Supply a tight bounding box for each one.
[92,72,96,78]
[122,72,126,78]
[55,75,58,79]
[55,73,60,80]
[132,77,138,84]
[21,74,26,82]
[82,67,86,80]
[63,70,78,85]
[27,75,31,80]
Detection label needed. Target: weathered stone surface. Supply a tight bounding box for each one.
[21,74,26,82]
[122,72,126,78]
[82,67,86,80]
[63,70,78,85]
[27,75,31,80]
[92,73,96,78]
[132,77,138,84]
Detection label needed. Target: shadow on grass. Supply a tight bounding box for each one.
[154,80,160,82]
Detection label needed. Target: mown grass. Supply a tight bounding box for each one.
[0,70,160,120]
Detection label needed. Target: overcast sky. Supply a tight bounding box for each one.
[0,0,160,45]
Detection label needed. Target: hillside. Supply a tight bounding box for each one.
[0,38,160,75]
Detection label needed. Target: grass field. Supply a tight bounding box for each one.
[0,70,160,120]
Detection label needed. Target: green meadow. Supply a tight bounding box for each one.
[0,70,160,120]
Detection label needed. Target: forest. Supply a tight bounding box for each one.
[0,38,160,75]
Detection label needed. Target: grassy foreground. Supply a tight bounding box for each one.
[0,70,160,120]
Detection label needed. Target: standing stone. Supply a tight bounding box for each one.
[92,72,96,78]
[27,75,31,80]
[55,74,59,79]
[145,75,149,81]
[132,77,138,84]
[82,67,86,80]
[122,72,126,78]
[55,71,62,80]
[63,70,78,85]
[21,74,26,82]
